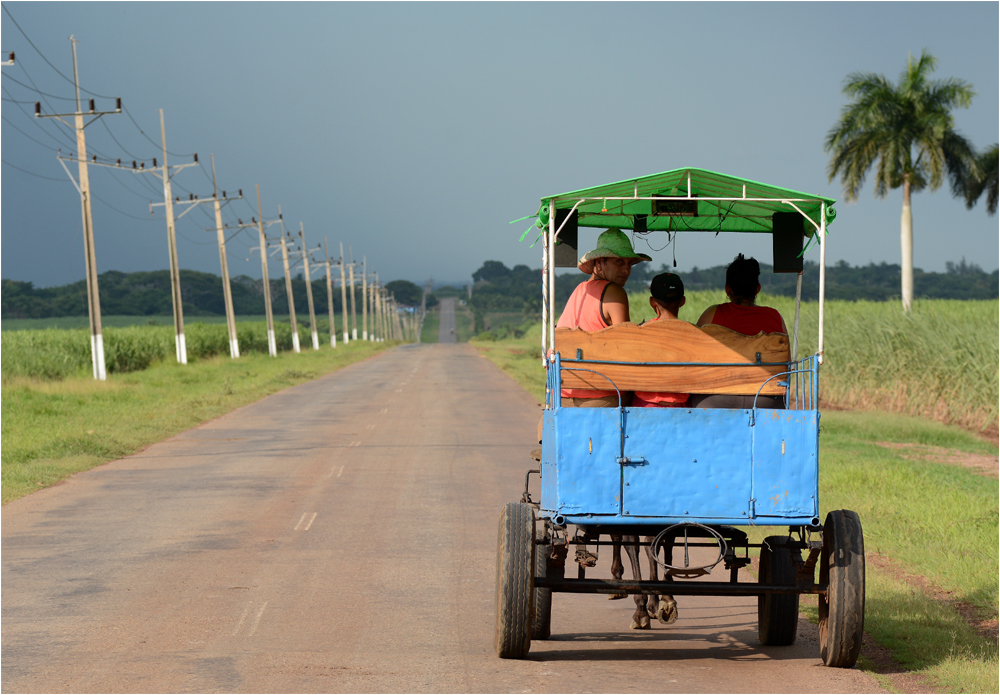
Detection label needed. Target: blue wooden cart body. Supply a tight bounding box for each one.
[539,354,821,529]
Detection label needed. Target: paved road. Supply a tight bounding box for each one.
[2,344,882,693]
[438,297,457,343]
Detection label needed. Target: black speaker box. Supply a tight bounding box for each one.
[553,208,579,267]
[772,212,805,273]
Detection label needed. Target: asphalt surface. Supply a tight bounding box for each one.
[2,343,883,693]
[438,296,457,343]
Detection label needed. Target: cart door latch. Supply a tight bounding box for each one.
[617,456,646,465]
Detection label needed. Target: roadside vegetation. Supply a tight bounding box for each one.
[2,338,388,505]
[470,314,998,693]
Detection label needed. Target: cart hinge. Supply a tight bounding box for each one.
[749,498,756,517]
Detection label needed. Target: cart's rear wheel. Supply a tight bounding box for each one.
[758,535,800,646]
[494,502,535,658]
[819,510,865,668]
[532,538,552,640]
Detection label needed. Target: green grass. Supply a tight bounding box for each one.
[1,320,345,380]
[420,308,440,343]
[470,326,999,693]
[2,314,273,330]
[1,341,387,504]
[627,292,999,433]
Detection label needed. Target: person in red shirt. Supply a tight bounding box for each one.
[633,273,689,408]
[556,228,651,407]
[693,254,786,409]
[696,253,787,335]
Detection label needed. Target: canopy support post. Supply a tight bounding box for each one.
[792,271,802,362]
[548,201,556,362]
[818,202,827,365]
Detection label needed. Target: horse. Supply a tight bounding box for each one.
[609,534,678,629]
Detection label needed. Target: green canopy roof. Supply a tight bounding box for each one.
[536,167,836,237]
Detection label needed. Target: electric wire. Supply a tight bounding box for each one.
[2,72,75,103]
[1,113,65,150]
[1,157,68,181]
[121,104,192,158]
[88,187,159,222]
[2,5,87,91]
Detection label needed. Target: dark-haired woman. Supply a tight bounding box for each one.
[692,254,786,409]
[696,253,787,335]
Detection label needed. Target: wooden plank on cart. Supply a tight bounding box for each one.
[555,320,790,396]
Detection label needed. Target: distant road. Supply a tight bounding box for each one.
[2,344,880,693]
[438,296,457,343]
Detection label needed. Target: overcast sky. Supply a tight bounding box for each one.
[2,2,997,289]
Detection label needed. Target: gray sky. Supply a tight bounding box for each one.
[2,2,997,289]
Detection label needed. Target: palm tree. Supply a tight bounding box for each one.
[961,143,998,216]
[824,50,977,312]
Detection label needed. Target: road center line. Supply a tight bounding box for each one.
[294,513,308,530]
[232,603,251,636]
[337,465,344,477]
[302,512,317,531]
[379,408,388,414]
[248,601,268,637]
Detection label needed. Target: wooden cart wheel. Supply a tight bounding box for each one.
[758,535,800,646]
[494,502,535,658]
[819,510,866,667]
[532,538,552,641]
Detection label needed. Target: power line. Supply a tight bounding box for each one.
[1,113,59,149]
[1,157,68,181]
[1,73,75,101]
[121,104,191,158]
[2,5,114,99]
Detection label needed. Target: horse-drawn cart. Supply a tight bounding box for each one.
[495,168,865,667]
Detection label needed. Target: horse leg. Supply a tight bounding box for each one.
[608,534,627,599]
[648,534,678,624]
[624,535,650,629]
[644,536,660,618]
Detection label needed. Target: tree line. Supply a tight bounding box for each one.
[465,257,998,331]
[1,271,430,320]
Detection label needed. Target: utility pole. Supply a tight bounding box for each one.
[297,224,320,350]
[39,36,121,380]
[321,237,337,348]
[255,187,277,356]
[134,110,199,364]
[348,246,358,341]
[210,157,240,358]
[338,242,350,345]
[361,256,369,341]
[372,273,382,342]
[153,155,243,358]
[276,207,300,353]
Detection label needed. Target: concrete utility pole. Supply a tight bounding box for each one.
[361,256,369,341]
[338,242,350,345]
[321,238,337,348]
[133,110,200,364]
[276,207,300,353]
[372,273,382,342]
[39,36,121,380]
[298,224,320,350]
[151,156,242,359]
[210,156,240,358]
[348,246,359,341]
[255,187,277,356]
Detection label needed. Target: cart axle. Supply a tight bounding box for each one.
[535,577,826,596]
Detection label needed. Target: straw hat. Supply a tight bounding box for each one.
[578,228,652,275]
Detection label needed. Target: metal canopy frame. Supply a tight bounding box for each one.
[540,185,829,406]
